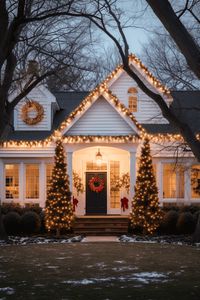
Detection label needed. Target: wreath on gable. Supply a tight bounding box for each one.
[21,100,44,125]
[89,176,105,193]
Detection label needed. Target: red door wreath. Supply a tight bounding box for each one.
[88,176,105,193]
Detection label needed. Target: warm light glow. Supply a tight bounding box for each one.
[96,148,102,165]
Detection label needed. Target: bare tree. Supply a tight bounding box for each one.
[0,0,109,139]
[146,0,200,79]
[142,33,199,90]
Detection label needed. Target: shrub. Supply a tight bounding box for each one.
[21,211,41,234]
[176,212,196,234]
[2,203,22,215]
[160,210,179,234]
[23,204,42,215]
[180,205,200,214]
[193,210,200,225]
[3,212,21,235]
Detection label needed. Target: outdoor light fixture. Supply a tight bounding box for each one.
[96,148,102,165]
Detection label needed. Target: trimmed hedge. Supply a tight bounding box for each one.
[176,212,196,234]
[160,210,179,234]
[1,203,42,216]
[21,212,41,234]
[3,212,21,235]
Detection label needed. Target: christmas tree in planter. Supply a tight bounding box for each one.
[130,138,162,234]
[45,139,74,236]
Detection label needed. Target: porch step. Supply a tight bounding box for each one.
[73,217,129,236]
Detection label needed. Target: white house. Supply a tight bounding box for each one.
[0,54,200,216]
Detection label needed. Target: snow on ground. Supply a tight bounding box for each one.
[0,235,83,245]
[119,234,198,246]
[62,271,170,286]
[0,287,15,295]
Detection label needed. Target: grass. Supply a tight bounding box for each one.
[0,242,200,300]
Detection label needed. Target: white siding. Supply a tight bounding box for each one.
[14,99,51,131]
[13,84,57,131]
[109,69,169,124]
[67,97,135,136]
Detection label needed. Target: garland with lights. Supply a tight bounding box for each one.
[89,176,105,193]
[112,173,130,194]
[130,138,163,235]
[21,100,44,125]
[73,171,84,195]
[45,140,74,236]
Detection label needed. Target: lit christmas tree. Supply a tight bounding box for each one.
[130,138,162,234]
[45,140,74,236]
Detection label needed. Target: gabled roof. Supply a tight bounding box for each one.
[5,89,200,142]
[101,54,171,98]
[54,86,144,137]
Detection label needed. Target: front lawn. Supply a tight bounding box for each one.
[0,243,200,300]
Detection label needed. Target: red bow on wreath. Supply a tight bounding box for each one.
[121,197,129,211]
[72,196,79,212]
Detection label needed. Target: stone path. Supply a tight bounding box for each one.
[82,236,119,242]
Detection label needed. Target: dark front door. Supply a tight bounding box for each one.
[86,172,107,215]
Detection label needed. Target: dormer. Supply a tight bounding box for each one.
[13,84,59,131]
[10,61,59,131]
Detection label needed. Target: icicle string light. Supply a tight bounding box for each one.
[2,134,200,148]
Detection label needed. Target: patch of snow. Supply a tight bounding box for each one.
[119,234,194,246]
[112,266,138,271]
[0,287,15,295]
[63,279,95,285]
[47,266,59,269]
[62,272,170,286]
[0,235,83,245]
[114,260,125,264]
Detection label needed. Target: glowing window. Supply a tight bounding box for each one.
[46,164,53,195]
[26,164,39,198]
[110,161,120,209]
[163,164,184,198]
[5,164,19,199]
[191,165,200,198]
[128,87,138,112]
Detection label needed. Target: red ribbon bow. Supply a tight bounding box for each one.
[121,197,129,211]
[72,196,79,212]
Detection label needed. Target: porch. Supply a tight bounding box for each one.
[70,145,137,216]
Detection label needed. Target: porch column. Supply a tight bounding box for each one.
[19,162,24,206]
[184,167,191,205]
[157,161,163,206]
[67,151,73,193]
[129,151,136,200]
[0,160,4,203]
[40,161,46,208]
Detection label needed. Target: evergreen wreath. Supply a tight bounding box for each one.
[21,100,44,125]
[89,176,105,193]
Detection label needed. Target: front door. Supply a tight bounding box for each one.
[86,172,107,215]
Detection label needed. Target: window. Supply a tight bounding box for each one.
[191,165,200,198]
[26,164,39,198]
[163,164,184,198]
[46,164,53,194]
[110,161,120,209]
[86,161,107,171]
[5,164,19,199]
[128,87,138,112]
